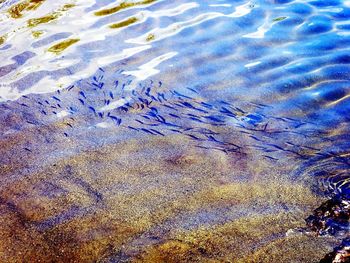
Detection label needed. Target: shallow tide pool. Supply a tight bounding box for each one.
[0,0,350,262]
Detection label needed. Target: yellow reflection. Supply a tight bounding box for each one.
[27,3,75,27]
[32,30,44,38]
[109,17,138,29]
[0,34,6,45]
[48,38,80,54]
[94,0,157,16]
[8,0,45,19]
[28,13,59,27]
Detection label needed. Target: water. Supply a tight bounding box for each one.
[0,0,350,262]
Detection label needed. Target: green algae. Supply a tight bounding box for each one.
[273,16,287,22]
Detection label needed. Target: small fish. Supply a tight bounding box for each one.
[219,100,230,105]
[135,119,145,125]
[88,106,97,115]
[78,98,85,105]
[109,91,114,99]
[249,135,262,142]
[41,110,47,115]
[52,96,61,102]
[157,93,166,102]
[149,107,158,113]
[189,117,204,123]
[169,113,180,118]
[266,144,285,151]
[120,106,128,112]
[79,91,87,99]
[294,122,307,128]
[163,104,177,110]
[264,155,278,161]
[128,126,139,131]
[69,107,77,113]
[249,102,272,109]
[24,147,32,152]
[262,123,268,131]
[140,128,155,135]
[169,129,182,134]
[163,121,180,127]
[20,103,29,107]
[235,107,246,114]
[199,101,214,109]
[186,87,198,94]
[220,107,236,116]
[156,115,166,123]
[147,111,157,118]
[207,135,225,144]
[302,145,320,151]
[138,97,150,106]
[286,141,296,146]
[145,87,151,97]
[149,129,165,136]
[109,115,121,125]
[64,132,69,137]
[186,134,204,141]
[171,90,193,99]
[204,115,224,123]
[67,85,75,91]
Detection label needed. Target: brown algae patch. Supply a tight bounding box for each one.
[8,0,45,19]
[94,0,157,16]
[109,17,138,29]
[48,38,80,54]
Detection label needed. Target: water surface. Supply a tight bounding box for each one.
[0,0,350,262]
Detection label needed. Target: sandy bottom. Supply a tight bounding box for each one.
[0,117,339,263]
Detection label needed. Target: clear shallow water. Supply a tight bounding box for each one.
[0,0,350,262]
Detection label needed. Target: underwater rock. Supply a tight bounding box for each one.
[306,195,350,236]
[320,237,350,263]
